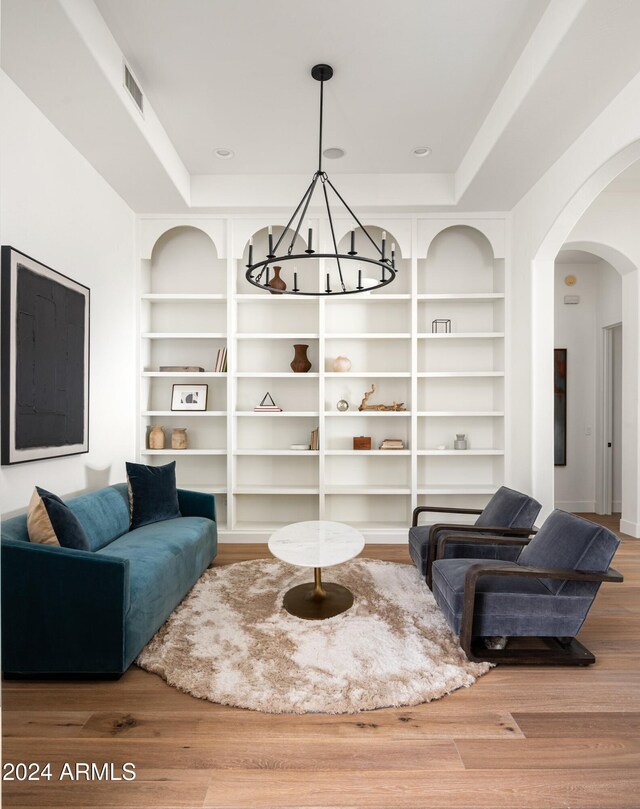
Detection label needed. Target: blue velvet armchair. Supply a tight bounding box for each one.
[431,510,623,665]
[409,486,542,588]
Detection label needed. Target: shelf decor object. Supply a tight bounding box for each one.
[171,384,208,411]
[148,425,165,450]
[454,434,468,450]
[432,319,452,333]
[337,399,350,412]
[358,384,407,412]
[290,343,312,373]
[333,356,352,372]
[254,392,283,412]
[353,436,372,451]
[244,64,397,296]
[171,427,188,450]
[267,266,287,294]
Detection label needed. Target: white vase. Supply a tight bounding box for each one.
[333,356,352,372]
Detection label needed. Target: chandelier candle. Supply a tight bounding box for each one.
[244,63,397,296]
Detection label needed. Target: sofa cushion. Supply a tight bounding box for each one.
[126,461,181,530]
[97,516,216,666]
[432,558,593,637]
[27,487,90,551]
[65,484,131,552]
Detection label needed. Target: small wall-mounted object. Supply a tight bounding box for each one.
[454,433,468,450]
[432,319,452,334]
[564,295,580,305]
[564,274,577,286]
[337,399,349,412]
[353,436,372,451]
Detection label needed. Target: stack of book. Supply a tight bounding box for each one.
[310,428,319,451]
[214,347,228,373]
[379,438,405,450]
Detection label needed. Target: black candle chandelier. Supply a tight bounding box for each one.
[245,64,397,296]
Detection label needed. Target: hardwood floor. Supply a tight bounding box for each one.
[3,514,640,809]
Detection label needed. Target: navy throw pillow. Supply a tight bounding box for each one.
[126,461,181,530]
[28,487,91,551]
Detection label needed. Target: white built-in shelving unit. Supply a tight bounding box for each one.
[137,216,508,541]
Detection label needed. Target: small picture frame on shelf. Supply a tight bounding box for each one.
[171,384,208,411]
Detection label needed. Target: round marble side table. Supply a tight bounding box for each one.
[268,520,365,620]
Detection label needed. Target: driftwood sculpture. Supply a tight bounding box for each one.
[358,384,407,412]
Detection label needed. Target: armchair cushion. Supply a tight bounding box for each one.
[517,510,619,595]
[475,486,542,529]
[432,558,593,637]
[409,527,521,576]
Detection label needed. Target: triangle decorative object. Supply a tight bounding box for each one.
[259,392,277,407]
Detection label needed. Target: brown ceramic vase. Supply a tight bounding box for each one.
[290,344,312,373]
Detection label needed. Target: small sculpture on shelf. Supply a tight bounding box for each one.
[148,425,165,450]
[358,384,407,412]
[336,399,350,412]
[353,436,372,450]
[254,392,283,412]
[431,319,452,333]
[332,356,352,372]
[268,266,287,295]
[171,428,188,450]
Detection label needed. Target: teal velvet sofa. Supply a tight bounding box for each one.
[1,483,217,677]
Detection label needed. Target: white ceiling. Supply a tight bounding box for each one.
[555,249,601,264]
[93,0,548,175]
[606,160,640,192]
[3,0,640,212]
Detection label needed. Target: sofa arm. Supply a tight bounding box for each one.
[1,539,130,676]
[177,489,217,521]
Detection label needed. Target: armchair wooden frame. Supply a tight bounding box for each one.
[444,537,624,665]
[412,506,538,589]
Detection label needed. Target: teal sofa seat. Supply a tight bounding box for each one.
[1,483,217,677]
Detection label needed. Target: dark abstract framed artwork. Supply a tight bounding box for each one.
[554,348,567,466]
[1,247,90,465]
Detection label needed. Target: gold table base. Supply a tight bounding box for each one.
[282,567,354,620]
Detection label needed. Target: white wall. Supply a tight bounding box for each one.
[0,72,136,514]
[553,259,622,512]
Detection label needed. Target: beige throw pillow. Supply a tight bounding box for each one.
[27,488,60,546]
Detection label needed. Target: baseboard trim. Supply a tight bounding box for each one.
[554,500,596,513]
[619,519,640,538]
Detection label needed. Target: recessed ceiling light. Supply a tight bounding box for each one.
[214,148,234,159]
[412,146,432,157]
[323,147,345,159]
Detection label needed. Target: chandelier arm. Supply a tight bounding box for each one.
[271,172,319,257]
[288,172,320,255]
[324,177,384,259]
[322,180,346,292]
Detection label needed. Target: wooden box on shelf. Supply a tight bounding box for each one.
[353,436,372,451]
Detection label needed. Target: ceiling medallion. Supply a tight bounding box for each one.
[245,64,397,296]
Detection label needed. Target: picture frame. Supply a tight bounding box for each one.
[554,348,567,466]
[171,384,208,411]
[1,246,90,465]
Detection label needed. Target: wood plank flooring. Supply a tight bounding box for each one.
[3,514,640,809]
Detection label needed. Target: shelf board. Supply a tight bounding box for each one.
[417,293,504,301]
[235,294,318,302]
[417,411,505,417]
[324,411,410,417]
[236,333,319,340]
[141,332,227,339]
[140,449,227,456]
[325,450,411,456]
[417,449,504,456]
[417,371,504,378]
[234,450,319,456]
[142,372,227,378]
[418,332,504,339]
[234,485,319,495]
[234,372,319,378]
[141,411,227,417]
[417,484,497,495]
[235,411,320,417]
[325,485,411,495]
[325,333,411,339]
[141,294,226,302]
[179,483,228,494]
[324,372,411,378]
[325,294,411,302]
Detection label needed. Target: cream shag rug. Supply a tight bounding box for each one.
[137,559,491,713]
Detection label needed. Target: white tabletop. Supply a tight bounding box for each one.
[268,520,365,569]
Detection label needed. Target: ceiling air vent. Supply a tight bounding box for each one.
[124,63,144,114]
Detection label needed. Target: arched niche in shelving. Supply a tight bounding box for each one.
[238,225,313,294]
[420,225,500,295]
[148,226,225,295]
[335,225,410,294]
